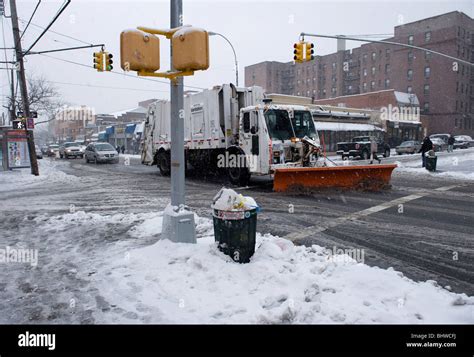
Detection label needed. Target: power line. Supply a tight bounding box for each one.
[18,18,92,46]
[19,0,41,40]
[48,80,169,93]
[23,0,71,56]
[39,53,206,91]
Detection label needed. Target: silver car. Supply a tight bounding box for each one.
[59,142,83,159]
[84,142,119,164]
[396,140,422,155]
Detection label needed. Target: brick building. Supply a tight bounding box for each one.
[245,11,474,136]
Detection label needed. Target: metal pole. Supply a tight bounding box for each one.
[161,0,196,244]
[10,0,39,175]
[170,0,184,206]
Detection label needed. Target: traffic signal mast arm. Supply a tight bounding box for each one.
[300,32,473,66]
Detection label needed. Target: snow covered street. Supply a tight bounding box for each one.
[0,158,473,324]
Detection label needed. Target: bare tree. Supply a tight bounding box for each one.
[5,73,66,123]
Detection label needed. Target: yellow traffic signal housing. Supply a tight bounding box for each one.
[120,29,160,72]
[105,52,113,71]
[93,52,104,72]
[171,27,209,72]
[293,42,304,63]
[305,42,314,61]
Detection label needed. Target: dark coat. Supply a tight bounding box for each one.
[420,138,433,153]
[448,136,455,145]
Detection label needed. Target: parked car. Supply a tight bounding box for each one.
[46,144,59,157]
[336,136,390,160]
[34,145,43,159]
[395,140,422,155]
[59,142,83,159]
[454,135,474,147]
[84,142,119,164]
[430,137,447,152]
[453,137,470,149]
[429,134,450,144]
[40,145,49,154]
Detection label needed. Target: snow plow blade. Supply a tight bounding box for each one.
[273,164,397,192]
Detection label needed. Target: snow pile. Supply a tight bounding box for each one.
[212,187,258,211]
[0,159,81,192]
[93,215,474,324]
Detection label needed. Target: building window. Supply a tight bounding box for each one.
[407,69,413,81]
[425,51,431,60]
[408,51,414,61]
[385,79,390,88]
[424,31,431,42]
[385,49,391,58]
[408,35,414,45]
[370,81,375,90]
[363,68,367,76]
[407,86,413,93]
[363,82,367,91]
[331,87,336,95]
[363,53,367,62]
[332,62,336,70]
[424,66,430,79]
[307,90,310,96]
[385,64,390,74]
[423,102,429,113]
[348,85,352,91]
[455,118,458,127]
[424,84,430,94]
[371,66,376,75]
[371,52,376,60]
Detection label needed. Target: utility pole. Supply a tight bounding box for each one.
[9,0,39,175]
[9,68,15,124]
[161,0,196,243]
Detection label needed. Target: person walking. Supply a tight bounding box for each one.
[447,134,455,152]
[419,136,433,167]
[121,145,125,154]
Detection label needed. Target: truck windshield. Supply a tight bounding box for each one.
[264,109,316,141]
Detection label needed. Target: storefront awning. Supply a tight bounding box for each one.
[125,123,136,134]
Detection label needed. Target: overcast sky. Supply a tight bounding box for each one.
[1,0,473,118]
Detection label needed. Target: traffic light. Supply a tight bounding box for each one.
[105,52,113,71]
[93,52,104,72]
[293,42,304,63]
[305,42,314,61]
[172,27,209,72]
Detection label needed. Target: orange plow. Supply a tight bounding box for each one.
[273,164,397,192]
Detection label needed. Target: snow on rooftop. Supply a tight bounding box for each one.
[315,121,384,132]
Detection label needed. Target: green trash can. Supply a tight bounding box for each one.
[213,208,257,263]
[425,155,437,172]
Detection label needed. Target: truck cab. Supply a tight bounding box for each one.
[235,103,320,179]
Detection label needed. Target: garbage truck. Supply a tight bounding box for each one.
[142,83,396,191]
[142,84,322,183]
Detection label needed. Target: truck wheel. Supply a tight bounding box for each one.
[228,166,250,186]
[361,150,369,160]
[157,151,171,176]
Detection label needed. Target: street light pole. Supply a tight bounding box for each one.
[161,0,196,244]
[209,32,239,86]
[301,32,473,67]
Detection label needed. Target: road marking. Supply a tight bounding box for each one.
[284,184,463,242]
